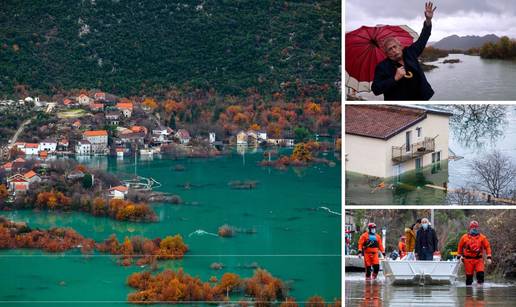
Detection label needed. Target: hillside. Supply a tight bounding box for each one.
[432,34,499,51]
[0,0,340,100]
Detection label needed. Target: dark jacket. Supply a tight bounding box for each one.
[415,226,438,255]
[371,22,434,100]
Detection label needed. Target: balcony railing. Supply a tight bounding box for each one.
[392,137,436,163]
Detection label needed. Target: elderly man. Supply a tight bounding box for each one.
[415,218,438,261]
[371,2,437,100]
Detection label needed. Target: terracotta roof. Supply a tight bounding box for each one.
[84,130,108,137]
[25,143,39,148]
[109,185,128,192]
[345,105,430,140]
[116,102,133,110]
[24,170,37,178]
[131,126,146,133]
[78,94,89,98]
[116,148,124,152]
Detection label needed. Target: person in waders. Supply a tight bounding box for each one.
[398,236,407,259]
[358,223,385,280]
[457,220,492,286]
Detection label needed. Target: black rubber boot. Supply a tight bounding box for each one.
[477,271,485,284]
[365,266,372,278]
[373,264,380,275]
[466,274,474,285]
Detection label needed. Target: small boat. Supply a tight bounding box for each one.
[381,260,460,285]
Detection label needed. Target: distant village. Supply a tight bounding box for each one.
[0,91,327,200]
[0,91,297,160]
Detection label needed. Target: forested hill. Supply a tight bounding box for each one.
[0,0,340,100]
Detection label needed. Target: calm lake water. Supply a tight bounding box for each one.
[345,273,516,307]
[0,150,342,305]
[354,54,516,101]
[346,106,516,205]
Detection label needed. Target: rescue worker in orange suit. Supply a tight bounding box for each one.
[358,223,385,280]
[398,236,407,259]
[457,220,492,286]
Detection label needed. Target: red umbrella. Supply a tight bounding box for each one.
[345,25,418,93]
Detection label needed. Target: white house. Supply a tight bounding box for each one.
[39,139,57,153]
[209,132,216,144]
[236,131,247,145]
[116,102,133,117]
[77,94,92,105]
[345,105,451,178]
[109,185,128,199]
[75,140,91,155]
[23,143,40,155]
[83,130,108,154]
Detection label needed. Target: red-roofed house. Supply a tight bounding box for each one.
[345,105,451,178]
[94,92,106,101]
[77,94,92,105]
[24,143,39,155]
[24,170,41,184]
[83,130,108,154]
[109,185,129,199]
[175,129,191,145]
[7,174,29,195]
[115,102,133,117]
[131,126,148,135]
[89,102,104,112]
[72,120,81,129]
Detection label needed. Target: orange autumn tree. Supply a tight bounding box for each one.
[0,184,9,200]
[158,235,189,259]
[306,296,325,307]
[217,273,241,297]
[291,143,313,162]
[142,97,158,110]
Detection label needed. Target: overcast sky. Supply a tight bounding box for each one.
[345,0,516,41]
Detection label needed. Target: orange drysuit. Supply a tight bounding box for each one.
[398,240,406,259]
[358,232,385,267]
[457,233,492,279]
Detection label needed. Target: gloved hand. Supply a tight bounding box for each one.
[487,257,492,265]
[458,255,463,262]
[358,251,363,259]
[382,252,386,258]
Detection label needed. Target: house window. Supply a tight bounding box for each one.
[415,157,422,170]
[416,127,422,138]
[432,151,441,163]
[405,131,411,152]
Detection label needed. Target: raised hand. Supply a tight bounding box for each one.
[425,2,437,20]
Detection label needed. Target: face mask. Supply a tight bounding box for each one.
[422,223,428,230]
[470,228,479,235]
[370,228,376,234]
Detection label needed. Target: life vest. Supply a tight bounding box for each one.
[365,234,379,248]
[464,234,482,257]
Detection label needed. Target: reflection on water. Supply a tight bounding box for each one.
[346,273,516,307]
[345,161,448,205]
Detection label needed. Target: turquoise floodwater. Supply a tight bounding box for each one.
[0,150,342,305]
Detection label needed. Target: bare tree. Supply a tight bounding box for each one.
[470,150,516,198]
[446,187,478,205]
